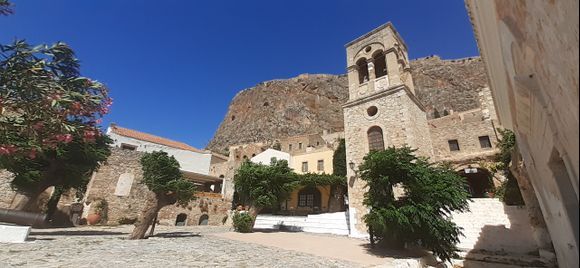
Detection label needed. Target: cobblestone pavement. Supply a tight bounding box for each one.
[0,225,362,268]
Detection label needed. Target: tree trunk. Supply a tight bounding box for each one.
[45,186,65,223]
[511,147,554,252]
[248,206,261,229]
[11,183,51,212]
[129,195,162,240]
[148,213,158,237]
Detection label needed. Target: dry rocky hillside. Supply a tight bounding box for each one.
[206,56,488,153]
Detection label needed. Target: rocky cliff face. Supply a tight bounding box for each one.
[411,56,489,117]
[206,56,488,153]
[206,74,349,153]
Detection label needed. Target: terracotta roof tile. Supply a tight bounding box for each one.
[109,124,205,154]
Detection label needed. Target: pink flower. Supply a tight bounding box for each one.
[83,130,96,142]
[32,122,44,130]
[99,106,109,114]
[0,145,17,155]
[27,149,37,159]
[55,134,73,143]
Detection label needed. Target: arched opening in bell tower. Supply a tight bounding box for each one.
[372,50,387,78]
[356,58,369,84]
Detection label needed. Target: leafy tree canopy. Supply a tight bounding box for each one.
[0,0,13,16]
[493,129,525,205]
[360,146,470,262]
[0,40,112,206]
[299,172,345,188]
[234,159,298,211]
[140,151,196,206]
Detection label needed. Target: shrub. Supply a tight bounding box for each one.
[360,147,470,262]
[232,212,254,233]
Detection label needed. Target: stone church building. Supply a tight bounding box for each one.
[342,22,503,238]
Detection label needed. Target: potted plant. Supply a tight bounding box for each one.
[87,199,107,225]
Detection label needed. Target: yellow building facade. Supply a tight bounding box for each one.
[282,148,336,215]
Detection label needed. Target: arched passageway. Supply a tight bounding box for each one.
[458,167,494,198]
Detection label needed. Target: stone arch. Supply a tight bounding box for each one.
[372,50,387,78]
[175,213,188,226]
[198,214,209,225]
[297,187,322,210]
[367,126,385,152]
[356,58,369,84]
[455,165,495,198]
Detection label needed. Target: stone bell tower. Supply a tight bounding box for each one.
[342,23,433,237]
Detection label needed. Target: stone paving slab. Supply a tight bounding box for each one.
[0,225,360,268]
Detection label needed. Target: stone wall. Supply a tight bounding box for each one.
[343,86,433,237]
[429,109,499,163]
[467,1,579,266]
[84,148,229,226]
[452,198,538,255]
[0,170,17,209]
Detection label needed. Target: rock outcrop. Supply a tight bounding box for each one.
[207,56,488,153]
[206,74,349,153]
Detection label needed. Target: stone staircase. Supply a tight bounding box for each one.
[451,198,537,254]
[254,211,349,235]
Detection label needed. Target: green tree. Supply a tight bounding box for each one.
[332,139,347,177]
[0,40,113,212]
[360,147,470,262]
[0,0,13,16]
[494,129,525,205]
[129,151,196,239]
[233,159,298,226]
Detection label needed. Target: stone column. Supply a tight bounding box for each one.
[367,58,376,91]
[346,66,358,101]
[385,51,402,86]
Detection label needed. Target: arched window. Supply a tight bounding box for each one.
[175,213,188,226]
[198,214,209,225]
[373,51,387,78]
[356,58,369,84]
[367,126,385,151]
[297,187,321,209]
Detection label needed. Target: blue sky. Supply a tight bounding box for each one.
[1,0,479,149]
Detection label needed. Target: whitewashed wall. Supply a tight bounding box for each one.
[250,149,291,165]
[107,130,212,175]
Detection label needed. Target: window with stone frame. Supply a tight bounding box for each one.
[121,143,137,150]
[301,161,308,173]
[479,136,492,148]
[298,143,303,150]
[367,126,385,151]
[288,144,292,151]
[317,160,324,171]
[448,139,460,152]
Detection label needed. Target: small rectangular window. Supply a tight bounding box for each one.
[288,144,292,151]
[121,143,137,150]
[301,162,308,173]
[298,143,303,150]
[479,136,492,148]
[448,140,460,152]
[317,160,324,171]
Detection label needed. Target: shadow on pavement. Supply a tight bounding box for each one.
[29,230,126,236]
[150,232,201,238]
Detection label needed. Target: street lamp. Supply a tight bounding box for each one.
[349,160,359,176]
